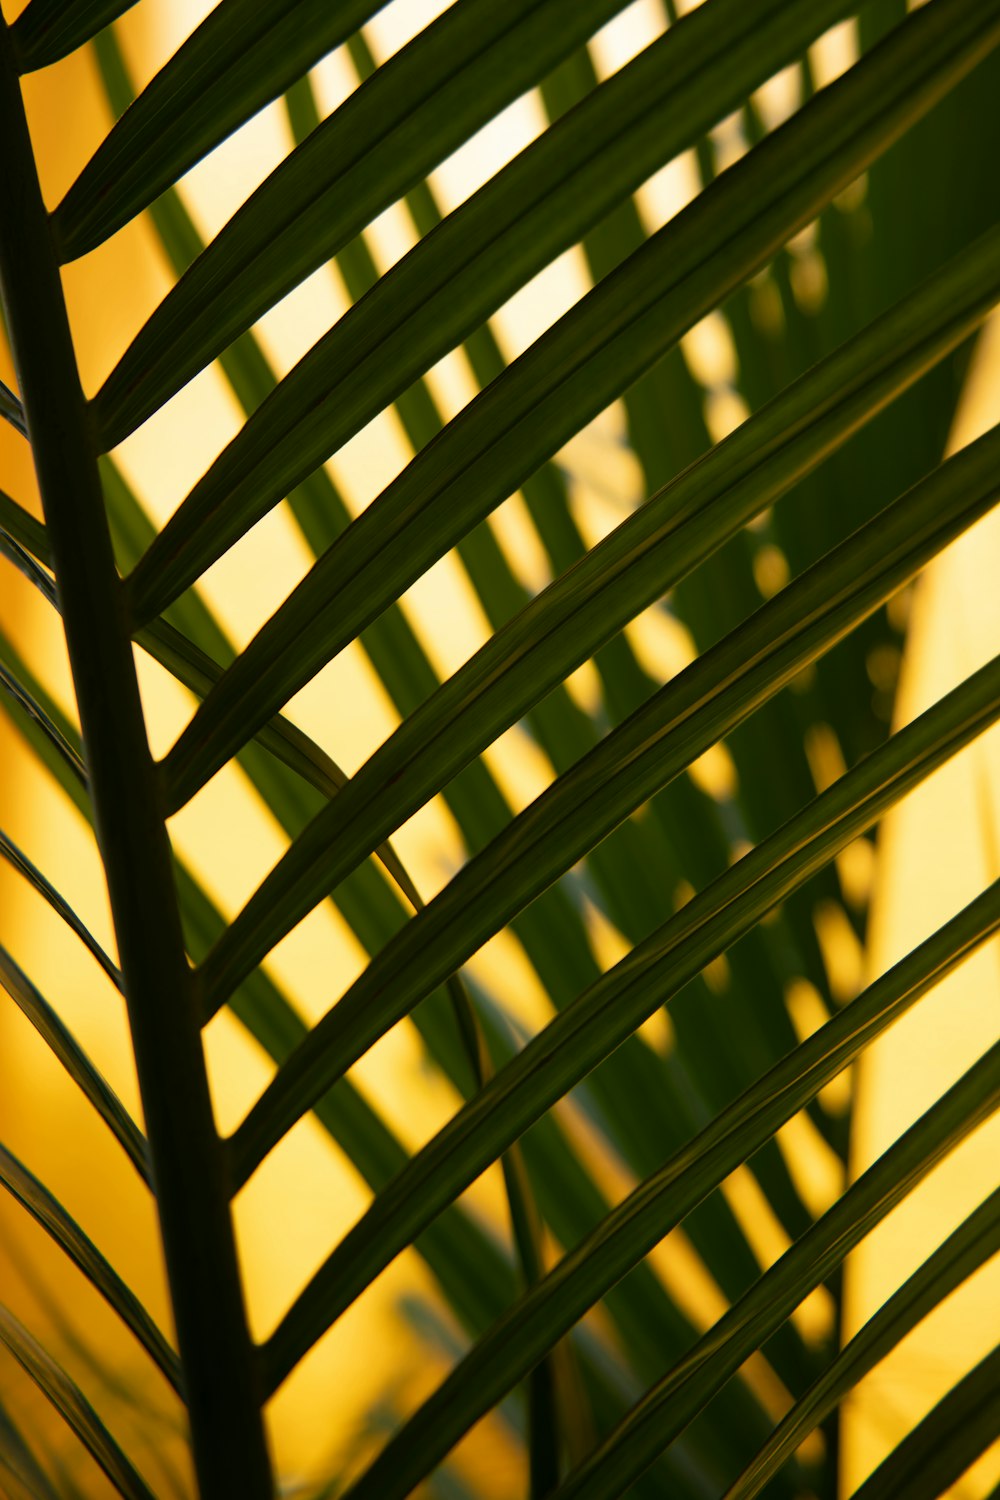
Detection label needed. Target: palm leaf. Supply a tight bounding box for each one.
[0,1144,179,1394]
[848,1344,1000,1500]
[726,1188,1000,1498]
[0,946,149,1185]
[1,0,998,1494]
[0,1304,156,1500]
[333,1039,1000,1499]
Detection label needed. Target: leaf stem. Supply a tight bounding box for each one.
[0,26,272,1497]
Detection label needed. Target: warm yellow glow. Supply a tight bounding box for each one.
[842,310,1000,1497]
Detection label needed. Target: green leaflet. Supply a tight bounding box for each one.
[105,108,983,1218]
[0,525,56,602]
[201,425,1000,1009]
[2,0,999,1489]
[0,1144,180,1394]
[0,827,122,989]
[0,658,86,788]
[70,23,891,1252]
[0,375,25,435]
[243,673,1000,1382]
[0,454,559,1444]
[334,1020,1000,1496]
[0,1303,156,1500]
[152,2,1000,803]
[545,1069,1000,1500]
[53,0,391,258]
[9,0,135,71]
[0,489,47,559]
[156,207,998,808]
[92,21,832,1316]
[851,1344,1000,1500]
[0,489,424,915]
[725,1189,1000,1498]
[0,946,149,1185]
[0,622,522,1359]
[91,0,638,446]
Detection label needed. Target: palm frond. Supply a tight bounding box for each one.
[1,0,998,1493]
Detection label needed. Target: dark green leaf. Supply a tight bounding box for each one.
[0,628,92,825]
[0,827,121,987]
[0,1302,156,1500]
[203,425,1000,1009]
[850,1343,1000,1500]
[0,658,86,789]
[156,213,996,865]
[727,1189,1000,1498]
[0,488,48,561]
[0,594,532,1381]
[93,0,642,446]
[0,524,56,602]
[0,375,25,435]
[125,0,1000,634]
[0,946,149,1185]
[94,30,843,1273]
[0,1142,180,1393]
[248,684,1000,1382]
[546,1065,1000,1500]
[54,0,392,259]
[9,0,135,72]
[335,1033,1000,1497]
